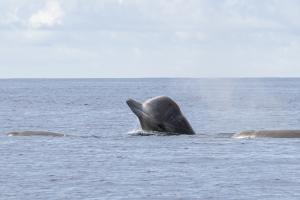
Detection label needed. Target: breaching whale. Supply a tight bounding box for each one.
[126,96,195,135]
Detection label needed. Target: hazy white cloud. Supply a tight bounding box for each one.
[0,8,19,26]
[29,1,64,28]
[0,0,300,77]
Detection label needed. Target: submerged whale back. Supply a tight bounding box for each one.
[233,130,300,138]
[6,131,65,137]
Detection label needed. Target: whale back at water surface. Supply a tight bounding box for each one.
[232,130,300,138]
[6,131,65,137]
[4,130,300,138]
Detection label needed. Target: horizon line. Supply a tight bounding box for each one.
[1,76,300,79]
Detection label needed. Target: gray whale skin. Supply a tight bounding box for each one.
[126,96,195,135]
[6,131,65,137]
[233,130,300,138]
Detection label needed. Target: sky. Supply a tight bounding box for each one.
[0,0,300,78]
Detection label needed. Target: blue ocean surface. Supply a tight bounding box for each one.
[0,78,300,199]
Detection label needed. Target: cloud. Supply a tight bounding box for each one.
[1,0,300,77]
[29,1,64,28]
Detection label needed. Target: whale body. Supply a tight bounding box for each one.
[126,96,195,135]
[6,131,66,137]
[232,130,300,138]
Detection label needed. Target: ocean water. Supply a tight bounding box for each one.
[0,78,300,200]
